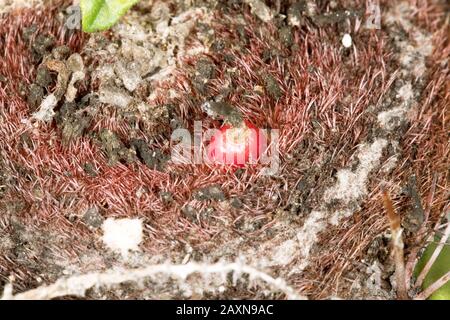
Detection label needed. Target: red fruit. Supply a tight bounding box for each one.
[207,121,267,167]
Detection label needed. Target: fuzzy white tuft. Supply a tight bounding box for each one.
[342,34,352,48]
[102,218,143,257]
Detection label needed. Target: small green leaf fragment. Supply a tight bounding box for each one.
[414,238,450,300]
[80,0,140,33]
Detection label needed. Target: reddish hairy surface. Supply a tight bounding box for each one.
[0,0,448,299]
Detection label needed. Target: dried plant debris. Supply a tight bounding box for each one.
[57,102,92,145]
[98,129,137,166]
[201,101,243,126]
[194,185,226,202]
[0,0,42,14]
[82,207,105,229]
[130,138,168,170]
[31,48,86,122]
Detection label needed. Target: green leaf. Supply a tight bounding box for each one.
[80,0,140,33]
[414,237,450,300]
